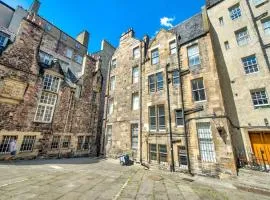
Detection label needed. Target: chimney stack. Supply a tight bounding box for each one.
[76,31,90,48]
[29,0,41,14]
[120,28,135,44]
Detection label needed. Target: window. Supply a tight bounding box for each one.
[191,78,206,102]
[51,136,60,149]
[39,51,53,65]
[74,54,83,64]
[132,92,139,110]
[110,76,115,91]
[169,40,177,55]
[0,34,8,47]
[149,105,165,131]
[148,72,163,93]
[172,70,180,85]
[133,47,140,59]
[229,4,241,20]
[197,122,216,162]
[151,48,159,65]
[92,91,97,104]
[20,136,36,152]
[66,48,73,59]
[253,0,265,6]
[112,59,117,69]
[35,74,60,123]
[149,106,156,131]
[219,17,224,26]
[251,89,269,107]
[0,136,17,154]
[242,55,259,74]
[132,66,139,84]
[45,23,52,31]
[262,18,270,35]
[83,136,90,150]
[175,109,184,126]
[77,136,84,150]
[75,43,80,49]
[235,28,249,46]
[108,99,114,115]
[159,145,167,163]
[187,44,200,67]
[158,106,165,131]
[178,146,188,167]
[224,41,230,50]
[131,124,138,150]
[149,144,157,161]
[62,136,71,148]
[107,125,112,144]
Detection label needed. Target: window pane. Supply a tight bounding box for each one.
[251,89,269,107]
[176,110,184,126]
[132,93,139,110]
[235,28,249,46]
[229,4,241,20]
[131,124,138,149]
[151,49,159,65]
[157,73,163,91]
[158,106,165,130]
[159,145,167,163]
[132,66,139,84]
[242,55,259,74]
[192,78,206,101]
[173,70,180,85]
[149,107,156,130]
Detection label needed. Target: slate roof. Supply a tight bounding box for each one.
[206,0,223,8]
[172,13,206,45]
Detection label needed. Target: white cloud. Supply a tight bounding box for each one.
[160,17,175,28]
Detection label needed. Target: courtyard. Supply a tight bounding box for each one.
[0,158,269,200]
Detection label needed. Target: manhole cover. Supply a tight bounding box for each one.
[148,175,163,181]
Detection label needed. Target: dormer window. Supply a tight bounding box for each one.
[74,54,83,64]
[0,33,8,48]
[39,51,53,65]
[66,48,73,59]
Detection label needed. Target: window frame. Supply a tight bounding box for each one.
[133,47,140,59]
[187,44,201,68]
[108,98,114,115]
[242,55,259,74]
[151,48,159,65]
[235,27,250,46]
[0,136,17,154]
[178,146,188,168]
[251,89,269,107]
[65,48,73,59]
[132,92,139,111]
[110,76,116,91]
[197,122,216,163]
[0,33,8,47]
[131,124,139,150]
[229,4,242,20]
[20,136,36,152]
[191,78,206,102]
[132,66,139,84]
[175,109,184,127]
[169,40,177,55]
[172,70,180,86]
[51,136,60,149]
[111,59,117,70]
[262,18,270,35]
[149,144,157,162]
[149,105,166,132]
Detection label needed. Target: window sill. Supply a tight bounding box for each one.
[255,0,269,8]
[254,104,270,109]
[194,100,207,104]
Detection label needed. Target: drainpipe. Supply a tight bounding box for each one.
[139,41,143,163]
[176,34,192,175]
[245,0,270,71]
[165,63,175,172]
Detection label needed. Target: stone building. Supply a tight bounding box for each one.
[207,0,270,169]
[0,0,103,159]
[92,40,116,155]
[104,8,237,177]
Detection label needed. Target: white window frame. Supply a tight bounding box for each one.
[132,66,139,84]
[0,136,17,154]
[197,122,216,163]
[132,92,139,110]
[242,55,259,74]
[169,40,177,55]
[20,136,36,152]
[151,48,159,65]
[133,47,140,59]
[187,44,200,67]
[229,4,241,20]
[235,28,250,46]
[110,76,116,91]
[34,74,60,123]
[149,105,165,132]
[251,89,269,107]
[66,48,73,59]
[262,18,270,35]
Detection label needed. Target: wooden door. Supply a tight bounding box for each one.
[249,132,270,165]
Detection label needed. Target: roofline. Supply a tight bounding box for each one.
[180,31,208,46]
[0,0,15,11]
[206,0,224,9]
[171,12,202,30]
[102,39,116,50]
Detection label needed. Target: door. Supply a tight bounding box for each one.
[249,132,270,166]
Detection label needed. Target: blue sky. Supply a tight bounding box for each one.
[3,0,205,52]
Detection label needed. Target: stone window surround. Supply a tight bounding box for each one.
[196,122,216,163]
[34,73,61,123]
[149,105,166,132]
[187,44,201,68]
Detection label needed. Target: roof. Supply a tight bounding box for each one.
[0,0,15,11]
[206,0,223,8]
[172,13,206,45]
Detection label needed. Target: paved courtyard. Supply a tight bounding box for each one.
[0,158,269,200]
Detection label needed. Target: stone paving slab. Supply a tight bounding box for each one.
[0,158,269,200]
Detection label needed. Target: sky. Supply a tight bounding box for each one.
[3,0,205,53]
